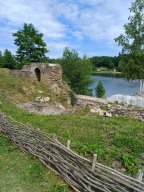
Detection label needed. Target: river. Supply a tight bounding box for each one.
[90,75,140,97]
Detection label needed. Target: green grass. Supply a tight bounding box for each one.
[0,69,69,105]
[0,68,144,191]
[92,67,123,77]
[0,93,144,175]
[0,133,70,192]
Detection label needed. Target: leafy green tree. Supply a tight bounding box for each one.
[0,50,3,68]
[13,23,48,65]
[90,56,117,70]
[61,47,93,95]
[115,0,144,80]
[95,81,105,98]
[112,56,120,69]
[48,58,61,64]
[2,49,17,69]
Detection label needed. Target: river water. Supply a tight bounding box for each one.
[90,75,140,97]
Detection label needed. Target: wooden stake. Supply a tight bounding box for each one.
[92,154,97,172]
[67,140,71,149]
[136,169,143,182]
[53,133,56,140]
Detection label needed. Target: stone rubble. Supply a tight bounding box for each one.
[90,103,144,121]
[90,107,105,115]
[37,90,43,94]
[34,96,50,103]
[17,102,72,115]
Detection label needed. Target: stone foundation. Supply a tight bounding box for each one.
[9,63,63,85]
[76,94,106,107]
[109,105,144,121]
[9,70,32,78]
[76,95,144,121]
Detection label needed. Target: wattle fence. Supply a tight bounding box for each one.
[0,114,144,192]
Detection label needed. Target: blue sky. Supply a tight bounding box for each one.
[0,0,133,58]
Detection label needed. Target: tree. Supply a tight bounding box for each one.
[13,23,48,65]
[2,49,17,69]
[95,81,105,98]
[61,47,93,95]
[115,0,144,91]
[0,50,3,68]
[112,56,121,69]
[90,56,117,70]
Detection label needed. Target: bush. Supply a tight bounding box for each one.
[95,81,105,98]
[0,49,18,69]
[68,90,77,106]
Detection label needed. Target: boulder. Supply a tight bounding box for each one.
[56,103,65,110]
[34,97,41,102]
[34,96,50,103]
[51,83,61,94]
[104,112,112,117]
[37,90,43,94]
[43,97,50,102]
[90,107,105,116]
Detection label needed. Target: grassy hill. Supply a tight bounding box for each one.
[0,69,69,106]
[0,68,144,191]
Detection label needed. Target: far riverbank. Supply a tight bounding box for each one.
[92,71,123,78]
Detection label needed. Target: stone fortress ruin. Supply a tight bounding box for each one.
[9,63,71,115]
[9,63,63,85]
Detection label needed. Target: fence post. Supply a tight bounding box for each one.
[53,133,56,140]
[92,154,97,172]
[136,169,143,182]
[88,154,98,190]
[67,140,71,149]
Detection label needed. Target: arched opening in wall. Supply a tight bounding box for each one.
[35,68,41,81]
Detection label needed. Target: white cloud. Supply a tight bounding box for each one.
[0,0,133,57]
[0,0,66,38]
[70,0,132,43]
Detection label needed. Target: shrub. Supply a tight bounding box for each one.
[68,90,77,106]
[95,81,105,98]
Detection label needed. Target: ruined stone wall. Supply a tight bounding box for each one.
[9,63,63,84]
[76,94,144,121]
[109,105,144,121]
[9,70,32,78]
[76,94,106,107]
[76,94,144,109]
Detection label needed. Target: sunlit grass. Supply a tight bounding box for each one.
[0,68,144,191]
[0,93,144,175]
[0,133,70,192]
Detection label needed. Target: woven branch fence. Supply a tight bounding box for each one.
[0,114,144,192]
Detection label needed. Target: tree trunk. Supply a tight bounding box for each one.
[140,80,144,92]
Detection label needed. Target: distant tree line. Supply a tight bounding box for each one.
[90,56,121,70]
[49,56,121,71]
